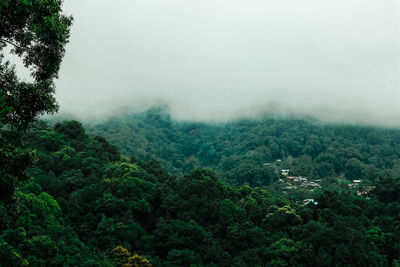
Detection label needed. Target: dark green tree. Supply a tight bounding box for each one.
[0,0,72,202]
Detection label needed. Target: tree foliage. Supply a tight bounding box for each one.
[0,120,398,266]
[0,0,72,202]
[88,108,400,186]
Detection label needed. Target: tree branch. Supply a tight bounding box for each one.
[0,38,22,50]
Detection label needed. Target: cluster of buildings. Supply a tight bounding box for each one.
[280,169,322,191]
[281,168,373,198]
[277,167,374,205]
[347,179,373,196]
[347,179,362,188]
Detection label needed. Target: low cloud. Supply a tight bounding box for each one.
[38,0,400,125]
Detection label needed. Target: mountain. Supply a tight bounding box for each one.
[85,108,400,186]
[0,119,399,266]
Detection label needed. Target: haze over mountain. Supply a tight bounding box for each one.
[9,0,400,125]
[2,1,400,265]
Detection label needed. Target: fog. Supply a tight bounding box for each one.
[24,1,400,125]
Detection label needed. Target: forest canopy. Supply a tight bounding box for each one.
[1,1,399,266]
[87,108,400,186]
[0,120,398,266]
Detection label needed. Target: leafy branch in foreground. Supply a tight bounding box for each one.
[0,0,72,202]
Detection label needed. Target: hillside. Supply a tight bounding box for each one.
[0,120,398,266]
[1,1,398,266]
[86,108,400,187]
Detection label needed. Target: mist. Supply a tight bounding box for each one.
[37,1,400,125]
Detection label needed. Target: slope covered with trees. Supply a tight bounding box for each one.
[86,108,400,186]
[1,120,399,266]
[2,1,399,266]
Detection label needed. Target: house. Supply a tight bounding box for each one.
[301,182,321,189]
[287,176,299,182]
[281,169,290,176]
[357,186,372,196]
[283,186,296,191]
[303,199,318,205]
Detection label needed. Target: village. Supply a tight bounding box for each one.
[271,166,373,205]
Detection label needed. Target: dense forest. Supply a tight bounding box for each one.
[86,108,400,186]
[0,120,399,266]
[1,1,400,266]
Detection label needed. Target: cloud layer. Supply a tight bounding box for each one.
[49,0,400,125]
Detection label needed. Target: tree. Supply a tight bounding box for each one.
[0,0,72,202]
[263,205,303,230]
[373,176,400,203]
[111,246,152,267]
[265,238,313,267]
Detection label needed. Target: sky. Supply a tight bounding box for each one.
[12,0,400,125]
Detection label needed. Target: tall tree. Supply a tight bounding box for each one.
[0,0,72,202]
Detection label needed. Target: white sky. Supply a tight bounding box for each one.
[20,0,400,124]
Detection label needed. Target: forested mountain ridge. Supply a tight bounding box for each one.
[1,1,399,266]
[86,108,400,186]
[0,120,399,266]
[0,119,398,266]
